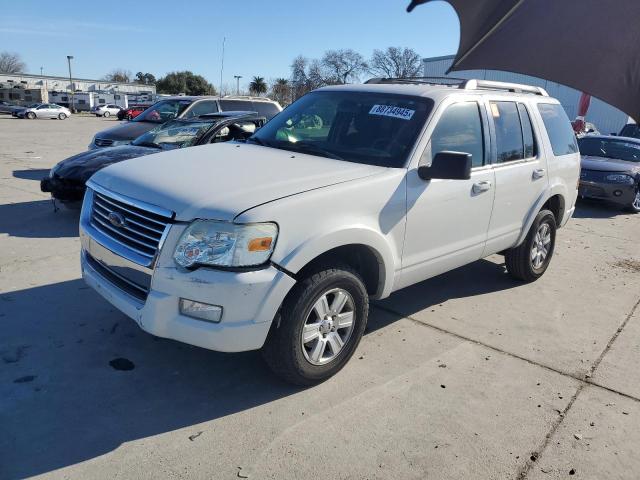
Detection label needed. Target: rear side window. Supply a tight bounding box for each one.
[252,101,280,119]
[537,103,578,156]
[183,100,219,118]
[491,101,524,163]
[219,99,253,111]
[428,102,485,167]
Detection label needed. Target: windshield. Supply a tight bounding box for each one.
[132,119,217,149]
[578,137,640,162]
[133,99,193,124]
[249,90,433,167]
[619,124,640,139]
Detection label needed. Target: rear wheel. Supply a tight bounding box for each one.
[58,113,67,120]
[26,112,36,119]
[262,265,368,385]
[505,209,556,282]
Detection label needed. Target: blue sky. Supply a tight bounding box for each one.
[0,0,459,89]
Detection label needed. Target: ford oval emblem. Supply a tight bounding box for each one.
[108,212,127,228]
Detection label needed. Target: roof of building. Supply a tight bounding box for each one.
[0,72,154,87]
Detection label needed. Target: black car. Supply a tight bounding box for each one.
[578,135,640,212]
[89,96,281,148]
[42,111,266,206]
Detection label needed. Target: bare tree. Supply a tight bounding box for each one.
[290,55,310,99]
[369,47,422,78]
[321,49,367,84]
[103,69,132,83]
[0,51,26,74]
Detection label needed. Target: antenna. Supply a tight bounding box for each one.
[219,36,226,97]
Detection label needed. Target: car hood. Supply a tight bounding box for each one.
[53,146,158,182]
[94,121,157,141]
[91,143,385,221]
[581,155,640,173]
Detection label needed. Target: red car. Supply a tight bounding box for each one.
[117,105,147,120]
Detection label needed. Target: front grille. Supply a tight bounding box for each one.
[94,137,114,147]
[90,190,172,262]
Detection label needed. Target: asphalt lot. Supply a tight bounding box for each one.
[1,114,639,480]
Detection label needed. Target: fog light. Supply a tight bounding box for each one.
[179,299,222,323]
[613,190,622,197]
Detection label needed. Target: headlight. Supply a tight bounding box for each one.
[605,174,634,184]
[174,220,278,268]
[111,140,131,147]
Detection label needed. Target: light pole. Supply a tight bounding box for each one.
[66,55,74,113]
[40,66,43,76]
[233,75,242,95]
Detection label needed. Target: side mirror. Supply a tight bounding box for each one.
[418,151,472,181]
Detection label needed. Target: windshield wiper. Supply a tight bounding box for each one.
[247,136,270,147]
[286,142,344,161]
[135,141,162,149]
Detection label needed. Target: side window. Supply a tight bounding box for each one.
[517,103,536,158]
[252,102,280,119]
[184,100,219,118]
[537,103,579,156]
[491,101,524,163]
[219,99,252,111]
[427,102,485,167]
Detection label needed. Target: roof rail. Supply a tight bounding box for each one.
[462,79,548,96]
[364,77,548,96]
[222,95,275,102]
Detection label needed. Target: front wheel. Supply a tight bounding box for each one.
[26,112,36,119]
[103,111,110,118]
[628,187,640,213]
[58,113,67,120]
[505,209,556,282]
[262,265,368,385]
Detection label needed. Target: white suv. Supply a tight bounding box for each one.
[79,79,580,384]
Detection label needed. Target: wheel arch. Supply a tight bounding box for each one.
[514,185,567,247]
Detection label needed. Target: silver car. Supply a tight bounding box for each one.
[19,103,71,120]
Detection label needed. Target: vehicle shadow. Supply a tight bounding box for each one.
[572,198,621,218]
[0,199,79,238]
[0,258,517,479]
[12,169,50,181]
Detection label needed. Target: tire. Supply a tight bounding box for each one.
[26,112,35,119]
[103,111,110,118]
[628,187,640,213]
[58,113,67,120]
[505,209,556,282]
[262,264,369,385]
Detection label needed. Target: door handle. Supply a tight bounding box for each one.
[532,168,546,180]
[472,181,492,194]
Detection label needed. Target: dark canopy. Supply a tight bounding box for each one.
[407,0,640,122]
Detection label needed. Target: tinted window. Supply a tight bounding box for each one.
[518,103,536,158]
[578,137,640,162]
[219,99,253,111]
[134,99,192,123]
[252,101,280,119]
[251,90,433,167]
[491,101,524,163]
[428,102,484,167]
[538,103,578,156]
[183,100,219,118]
[619,124,640,139]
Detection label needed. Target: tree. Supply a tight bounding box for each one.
[369,47,422,78]
[321,49,367,84]
[156,71,216,96]
[104,69,132,83]
[249,76,267,96]
[135,72,156,85]
[290,55,310,99]
[0,51,26,74]
[269,78,291,105]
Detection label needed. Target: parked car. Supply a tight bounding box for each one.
[93,104,123,118]
[79,79,579,385]
[89,96,281,148]
[578,135,640,212]
[0,101,18,114]
[117,105,147,120]
[18,103,71,120]
[41,111,265,206]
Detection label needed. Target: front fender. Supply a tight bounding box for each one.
[275,226,397,299]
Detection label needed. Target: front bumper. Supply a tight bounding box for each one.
[80,215,296,352]
[578,180,637,206]
[41,176,86,202]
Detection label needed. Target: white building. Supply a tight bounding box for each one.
[0,73,156,111]
[423,55,628,135]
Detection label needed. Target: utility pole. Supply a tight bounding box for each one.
[219,37,226,97]
[234,75,242,95]
[40,66,43,76]
[66,55,75,113]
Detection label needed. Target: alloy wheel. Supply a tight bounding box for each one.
[301,288,355,366]
[530,222,552,269]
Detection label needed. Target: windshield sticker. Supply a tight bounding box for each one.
[369,105,415,120]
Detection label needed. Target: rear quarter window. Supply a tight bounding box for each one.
[537,103,578,156]
[252,102,281,119]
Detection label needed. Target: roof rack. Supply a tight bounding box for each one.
[364,77,549,96]
[222,95,275,102]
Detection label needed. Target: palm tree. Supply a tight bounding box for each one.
[249,76,268,96]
